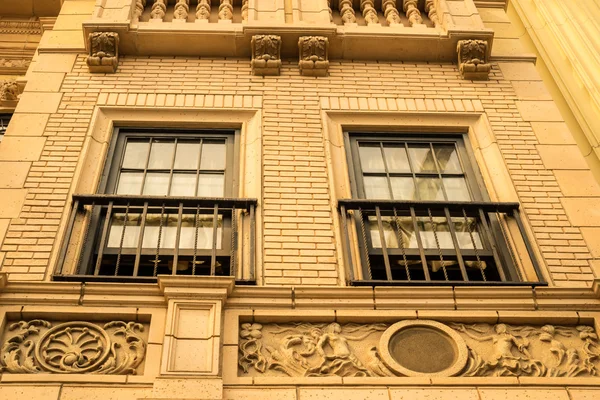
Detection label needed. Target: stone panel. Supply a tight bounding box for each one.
[0,137,46,161]
[0,162,31,188]
[531,122,577,145]
[537,145,589,170]
[561,198,600,226]
[554,170,600,196]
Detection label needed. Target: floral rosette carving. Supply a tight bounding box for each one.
[0,320,146,374]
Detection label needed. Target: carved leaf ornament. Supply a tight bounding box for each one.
[0,320,146,374]
[238,320,600,378]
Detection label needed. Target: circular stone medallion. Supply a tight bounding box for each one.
[379,320,468,377]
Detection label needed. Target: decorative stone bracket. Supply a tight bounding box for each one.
[0,80,20,108]
[298,36,330,77]
[86,32,120,74]
[457,39,491,80]
[251,35,282,76]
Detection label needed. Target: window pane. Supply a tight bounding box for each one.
[143,173,170,195]
[415,177,445,200]
[122,141,150,169]
[368,216,413,249]
[170,173,196,196]
[443,177,471,201]
[107,213,141,248]
[142,214,179,249]
[408,146,438,173]
[197,174,224,197]
[434,145,462,173]
[174,142,200,170]
[116,172,143,195]
[415,217,454,249]
[383,145,410,172]
[178,215,222,249]
[148,140,175,170]
[200,142,226,170]
[359,144,385,173]
[364,176,390,199]
[390,177,416,200]
[453,217,484,249]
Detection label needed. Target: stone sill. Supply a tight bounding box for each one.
[79,20,494,62]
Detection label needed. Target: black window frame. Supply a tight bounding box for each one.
[343,131,525,284]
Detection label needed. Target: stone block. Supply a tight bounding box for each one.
[0,137,46,161]
[14,92,62,114]
[0,189,27,219]
[59,0,97,15]
[0,162,31,188]
[512,81,553,100]
[298,388,389,400]
[516,100,564,122]
[38,30,86,51]
[59,386,152,400]
[32,54,77,73]
[478,389,570,400]
[555,170,600,196]
[531,122,576,145]
[561,198,600,227]
[4,114,49,137]
[53,14,89,31]
[581,228,600,258]
[224,388,296,400]
[25,72,65,92]
[537,145,588,170]
[390,388,479,400]
[498,62,540,81]
[152,377,223,400]
[0,385,61,400]
[169,337,217,373]
[569,389,600,400]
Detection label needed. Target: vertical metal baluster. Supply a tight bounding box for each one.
[152,203,166,277]
[358,208,372,280]
[172,203,184,276]
[76,202,94,275]
[462,208,486,281]
[133,201,148,278]
[393,207,410,281]
[94,201,113,276]
[478,208,506,282]
[375,206,393,281]
[192,205,200,276]
[444,207,468,281]
[339,205,355,282]
[249,203,255,281]
[427,208,449,281]
[56,199,80,275]
[500,210,522,281]
[512,208,544,282]
[115,203,130,276]
[210,203,219,276]
[410,206,430,281]
[230,205,237,278]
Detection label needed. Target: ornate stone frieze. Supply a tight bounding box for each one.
[403,0,424,26]
[339,0,357,25]
[86,32,120,74]
[151,0,167,20]
[361,0,379,25]
[238,320,600,378]
[219,0,234,21]
[298,36,329,77]
[173,0,190,20]
[0,19,42,35]
[0,80,20,107]
[196,0,211,21]
[251,35,282,76]
[457,39,491,80]
[382,0,402,26]
[0,320,147,374]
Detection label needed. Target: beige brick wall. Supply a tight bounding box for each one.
[0,54,598,287]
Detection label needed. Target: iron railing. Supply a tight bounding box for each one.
[338,199,546,286]
[54,194,257,283]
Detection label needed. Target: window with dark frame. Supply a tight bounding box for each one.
[0,114,12,142]
[55,128,257,282]
[340,133,543,285]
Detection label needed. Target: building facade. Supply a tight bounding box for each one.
[0,0,600,399]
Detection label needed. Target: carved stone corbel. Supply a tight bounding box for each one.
[86,32,120,74]
[251,35,282,76]
[298,36,329,77]
[0,80,20,108]
[457,39,491,80]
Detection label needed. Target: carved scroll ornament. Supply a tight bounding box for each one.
[86,32,120,73]
[457,39,491,80]
[0,320,146,374]
[298,36,329,77]
[238,320,600,378]
[251,35,282,76]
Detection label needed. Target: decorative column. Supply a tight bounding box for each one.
[360,0,379,25]
[241,0,249,21]
[298,36,329,77]
[196,0,211,22]
[251,35,282,76]
[150,0,167,21]
[457,39,491,80]
[173,0,190,21]
[382,0,401,26]
[86,32,120,73]
[403,0,423,26]
[425,0,440,27]
[132,0,146,23]
[339,0,356,25]
[219,0,233,22]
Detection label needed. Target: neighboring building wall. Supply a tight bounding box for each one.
[0,1,600,400]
